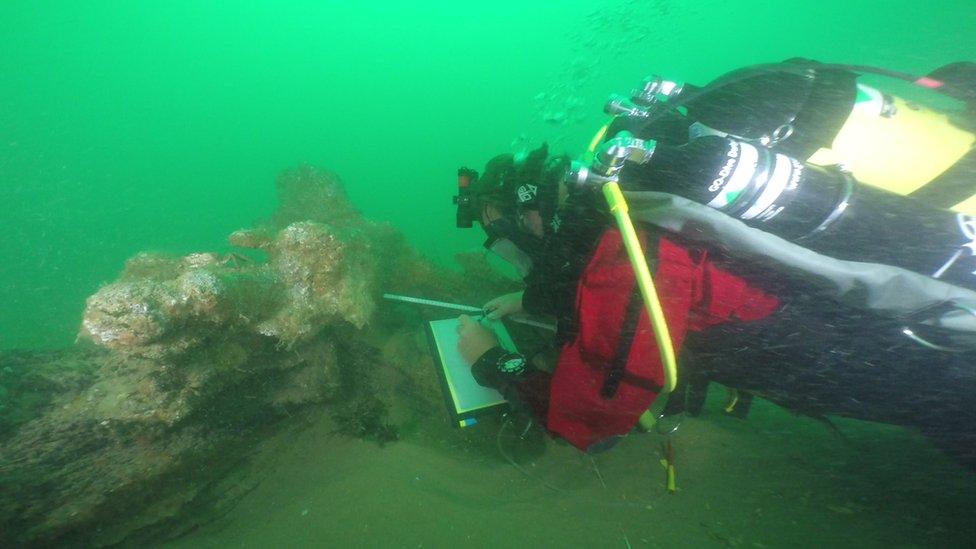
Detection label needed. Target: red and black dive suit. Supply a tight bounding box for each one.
[472,190,779,452]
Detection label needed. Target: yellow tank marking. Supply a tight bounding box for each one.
[949,193,976,214]
[808,93,975,211]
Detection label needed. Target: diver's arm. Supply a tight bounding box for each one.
[523,193,610,317]
[521,270,559,317]
[519,228,571,317]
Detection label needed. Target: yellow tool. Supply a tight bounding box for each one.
[723,388,740,413]
[659,439,677,494]
[602,181,678,393]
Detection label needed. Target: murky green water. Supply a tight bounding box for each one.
[4,0,974,350]
[2,1,975,546]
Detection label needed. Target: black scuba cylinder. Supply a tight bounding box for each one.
[625,135,976,290]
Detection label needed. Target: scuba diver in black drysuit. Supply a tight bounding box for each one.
[567,58,976,470]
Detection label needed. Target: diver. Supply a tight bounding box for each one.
[454,142,779,452]
[565,58,976,469]
[455,57,976,469]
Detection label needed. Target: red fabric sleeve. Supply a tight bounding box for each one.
[688,256,781,330]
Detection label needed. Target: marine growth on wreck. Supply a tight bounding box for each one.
[0,167,516,546]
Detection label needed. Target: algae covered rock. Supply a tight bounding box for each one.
[260,221,376,339]
[1,164,516,547]
[80,257,278,360]
[81,166,383,357]
[1,166,410,547]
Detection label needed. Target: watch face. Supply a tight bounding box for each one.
[500,357,526,374]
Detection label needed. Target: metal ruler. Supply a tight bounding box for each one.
[382,293,555,331]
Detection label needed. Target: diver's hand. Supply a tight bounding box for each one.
[457,315,499,365]
[484,291,524,320]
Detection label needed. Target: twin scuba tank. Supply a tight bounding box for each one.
[621,66,976,289]
[631,134,976,291]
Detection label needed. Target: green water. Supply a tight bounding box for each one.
[4,0,974,350]
[3,0,976,546]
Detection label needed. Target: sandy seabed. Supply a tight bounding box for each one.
[166,386,976,548]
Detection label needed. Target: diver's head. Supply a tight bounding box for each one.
[508,143,569,239]
[453,144,568,275]
[454,153,518,227]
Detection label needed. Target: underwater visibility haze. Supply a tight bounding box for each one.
[2,0,976,546]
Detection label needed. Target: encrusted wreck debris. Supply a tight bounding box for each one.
[0,166,516,547]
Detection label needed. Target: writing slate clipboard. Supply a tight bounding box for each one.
[425,317,516,428]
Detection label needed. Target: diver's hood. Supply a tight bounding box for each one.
[627,191,976,347]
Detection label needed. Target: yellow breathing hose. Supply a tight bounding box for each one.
[588,120,678,492]
[583,122,611,163]
[584,118,678,393]
[602,182,678,393]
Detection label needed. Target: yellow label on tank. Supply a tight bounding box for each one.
[808,91,975,211]
[948,193,976,214]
